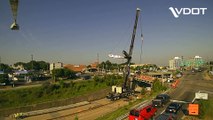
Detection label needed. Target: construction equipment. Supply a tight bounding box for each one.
[13,112,25,119]
[106,8,141,100]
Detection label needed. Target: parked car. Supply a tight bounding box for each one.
[80,74,91,80]
[0,82,6,86]
[152,94,170,107]
[167,78,174,83]
[165,102,182,114]
[155,113,177,120]
[129,105,157,120]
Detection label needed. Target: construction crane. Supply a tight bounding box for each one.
[106,8,141,100]
[9,0,19,30]
[123,7,141,91]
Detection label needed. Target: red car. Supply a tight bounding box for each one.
[129,105,157,120]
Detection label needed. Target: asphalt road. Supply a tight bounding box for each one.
[155,70,213,119]
[170,71,213,100]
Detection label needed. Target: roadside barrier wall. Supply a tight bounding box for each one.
[171,79,180,88]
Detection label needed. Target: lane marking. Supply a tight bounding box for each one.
[160,109,165,114]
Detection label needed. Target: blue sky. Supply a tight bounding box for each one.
[0,0,213,66]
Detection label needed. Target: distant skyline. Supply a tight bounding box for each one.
[0,0,213,66]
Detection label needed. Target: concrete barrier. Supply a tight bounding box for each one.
[171,80,180,88]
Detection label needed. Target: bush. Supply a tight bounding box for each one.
[59,80,65,88]
[0,74,9,84]
[140,88,146,95]
[42,81,51,88]
[198,100,210,119]
[152,79,167,92]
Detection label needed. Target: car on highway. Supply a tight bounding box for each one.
[152,94,170,107]
[165,102,182,114]
[129,105,157,120]
[155,113,177,120]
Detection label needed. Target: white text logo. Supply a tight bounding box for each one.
[169,7,207,18]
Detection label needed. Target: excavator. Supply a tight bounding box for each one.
[106,8,142,100]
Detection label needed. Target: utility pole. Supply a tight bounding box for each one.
[0,56,1,70]
[97,53,99,72]
[31,54,33,70]
[0,56,1,64]
[53,63,56,83]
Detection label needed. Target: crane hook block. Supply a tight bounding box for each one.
[10,21,19,30]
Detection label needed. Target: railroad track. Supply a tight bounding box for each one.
[46,100,122,120]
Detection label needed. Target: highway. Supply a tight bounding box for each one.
[154,70,213,119]
[123,70,213,120]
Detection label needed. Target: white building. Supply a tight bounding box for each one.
[50,62,63,74]
[169,57,182,70]
[194,55,204,68]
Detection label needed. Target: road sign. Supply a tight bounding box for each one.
[188,104,199,115]
[195,92,208,100]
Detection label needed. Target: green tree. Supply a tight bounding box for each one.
[14,62,26,68]
[87,65,91,68]
[152,79,167,92]
[37,61,49,71]
[52,68,76,80]
[140,87,146,95]
[14,61,49,71]
[0,64,12,73]
[53,69,64,78]
[74,114,78,120]
[98,60,122,71]
[0,74,9,84]
[64,68,76,79]
[59,80,65,88]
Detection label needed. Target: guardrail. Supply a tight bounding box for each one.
[115,89,171,120]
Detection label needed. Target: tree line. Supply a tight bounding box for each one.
[14,61,49,71]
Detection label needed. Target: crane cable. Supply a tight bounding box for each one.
[9,0,19,22]
[109,11,135,59]
[139,11,144,64]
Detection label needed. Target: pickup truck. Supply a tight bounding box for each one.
[129,105,157,120]
[152,94,170,107]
